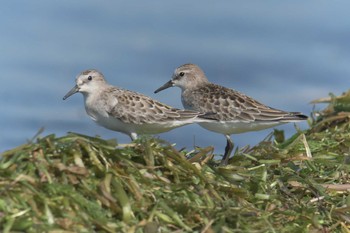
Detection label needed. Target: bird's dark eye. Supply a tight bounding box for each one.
[87,76,92,81]
[179,72,185,77]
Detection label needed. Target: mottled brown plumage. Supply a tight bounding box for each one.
[182,82,306,122]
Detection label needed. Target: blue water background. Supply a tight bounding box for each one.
[2,1,349,154]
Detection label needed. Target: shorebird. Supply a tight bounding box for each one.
[63,69,215,140]
[154,63,308,165]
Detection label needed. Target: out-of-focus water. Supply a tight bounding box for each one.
[1,1,349,154]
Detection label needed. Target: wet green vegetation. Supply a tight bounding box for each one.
[1,91,350,232]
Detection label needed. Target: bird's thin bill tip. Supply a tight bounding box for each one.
[62,95,71,100]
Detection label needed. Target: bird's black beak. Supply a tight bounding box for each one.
[63,85,79,100]
[154,80,174,93]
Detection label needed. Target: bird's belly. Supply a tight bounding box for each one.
[198,121,286,135]
[92,115,131,135]
[92,113,191,135]
[85,106,129,134]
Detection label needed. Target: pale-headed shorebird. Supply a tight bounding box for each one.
[155,64,308,165]
[63,69,216,141]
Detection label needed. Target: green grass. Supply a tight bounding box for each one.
[1,93,350,232]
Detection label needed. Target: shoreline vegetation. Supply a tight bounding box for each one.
[1,90,350,232]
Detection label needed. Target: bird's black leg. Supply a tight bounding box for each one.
[220,135,233,166]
